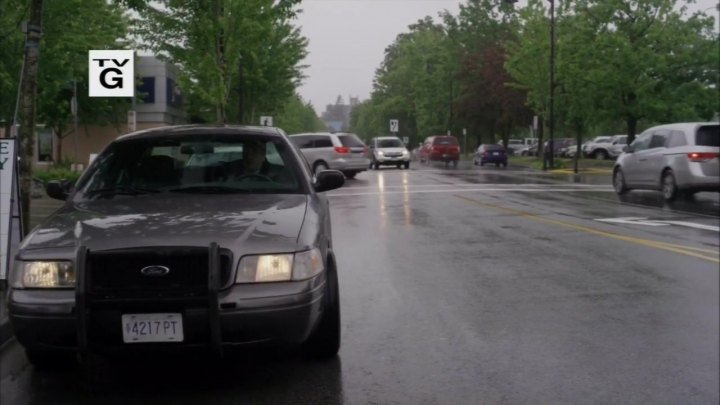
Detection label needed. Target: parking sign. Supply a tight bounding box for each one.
[389,119,399,133]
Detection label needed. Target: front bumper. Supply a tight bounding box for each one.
[9,275,326,353]
[375,156,410,165]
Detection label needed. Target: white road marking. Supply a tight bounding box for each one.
[595,217,720,232]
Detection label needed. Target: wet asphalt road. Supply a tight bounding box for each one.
[2,162,718,404]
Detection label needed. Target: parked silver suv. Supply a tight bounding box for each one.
[613,123,719,201]
[290,132,370,179]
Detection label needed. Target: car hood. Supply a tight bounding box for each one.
[20,193,308,254]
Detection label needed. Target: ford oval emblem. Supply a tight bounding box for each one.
[140,265,171,277]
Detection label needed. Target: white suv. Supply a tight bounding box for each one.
[585,135,627,160]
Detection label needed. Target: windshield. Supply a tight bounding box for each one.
[433,137,458,145]
[75,135,301,199]
[377,139,404,148]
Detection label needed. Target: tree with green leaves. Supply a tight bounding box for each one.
[133,0,307,125]
[570,0,718,142]
[274,94,325,134]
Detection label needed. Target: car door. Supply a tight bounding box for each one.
[623,132,652,186]
[642,129,670,188]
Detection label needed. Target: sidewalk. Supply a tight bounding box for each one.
[1,194,63,349]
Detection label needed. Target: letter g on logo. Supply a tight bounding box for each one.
[100,68,124,89]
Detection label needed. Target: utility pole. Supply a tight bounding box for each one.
[18,0,43,233]
[237,60,244,124]
[547,0,556,170]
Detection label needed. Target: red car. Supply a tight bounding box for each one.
[419,136,461,167]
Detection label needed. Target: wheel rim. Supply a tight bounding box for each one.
[663,173,675,199]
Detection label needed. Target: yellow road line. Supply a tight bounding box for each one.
[454,194,720,264]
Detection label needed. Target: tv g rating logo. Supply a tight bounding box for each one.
[89,50,134,97]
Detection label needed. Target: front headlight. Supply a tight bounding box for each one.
[12,261,75,289]
[236,248,324,283]
[377,151,384,156]
[402,150,410,156]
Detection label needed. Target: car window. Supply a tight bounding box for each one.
[433,137,458,145]
[631,133,652,152]
[483,144,503,151]
[75,135,302,199]
[314,137,334,148]
[338,134,365,147]
[696,125,719,146]
[648,133,667,149]
[377,138,404,148]
[291,135,313,149]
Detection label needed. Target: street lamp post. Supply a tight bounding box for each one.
[547,0,556,170]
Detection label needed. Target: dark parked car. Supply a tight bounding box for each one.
[9,125,345,367]
[419,135,461,167]
[544,138,576,157]
[474,144,508,167]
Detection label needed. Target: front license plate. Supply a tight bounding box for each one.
[493,152,499,156]
[442,154,448,158]
[122,313,184,343]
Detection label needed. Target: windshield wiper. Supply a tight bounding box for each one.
[168,185,250,194]
[87,185,161,196]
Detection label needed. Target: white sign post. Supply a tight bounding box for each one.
[389,119,399,133]
[260,116,273,126]
[127,110,136,133]
[1,139,22,280]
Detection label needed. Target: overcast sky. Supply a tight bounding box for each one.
[295,0,719,112]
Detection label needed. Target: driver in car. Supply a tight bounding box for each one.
[233,140,289,183]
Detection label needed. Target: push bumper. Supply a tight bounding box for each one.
[9,244,327,354]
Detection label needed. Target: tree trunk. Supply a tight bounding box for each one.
[626,116,638,144]
[19,0,43,233]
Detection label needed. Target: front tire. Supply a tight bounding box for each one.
[662,170,679,201]
[613,168,629,195]
[304,262,341,359]
[344,171,357,179]
[403,162,410,169]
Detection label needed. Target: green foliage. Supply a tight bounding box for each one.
[33,166,82,185]
[275,94,325,134]
[0,0,129,160]
[507,0,719,142]
[133,0,307,125]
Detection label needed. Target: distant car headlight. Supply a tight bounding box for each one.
[236,248,324,283]
[402,150,410,157]
[377,151,385,156]
[12,261,75,289]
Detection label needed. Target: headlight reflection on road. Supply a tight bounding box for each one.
[378,172,387,229]
[402,171,411,226]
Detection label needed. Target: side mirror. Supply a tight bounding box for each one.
[623,145,631,153]
[313,170,345,192]
[46,180,72,201]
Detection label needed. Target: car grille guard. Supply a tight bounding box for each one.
[74,242,226,357]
